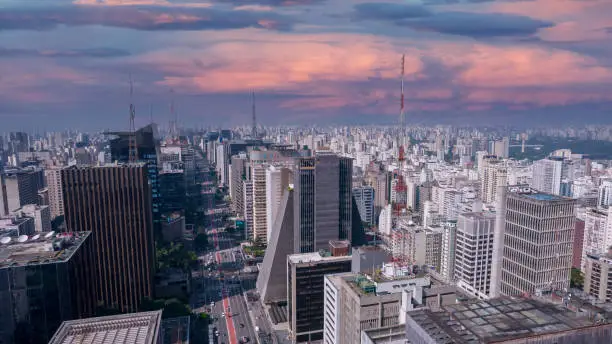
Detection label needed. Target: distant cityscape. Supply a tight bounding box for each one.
[2,124,612,344]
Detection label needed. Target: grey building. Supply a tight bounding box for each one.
[455,212,495,299]
[0,232,95,344]
[353,186,375,225]
[499,186,576,296]
[293,153,352,253]
[49,310,162,344]
[287,251,352,343]
[0,168,41,216]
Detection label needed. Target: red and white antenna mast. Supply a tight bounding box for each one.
[399,54,406,129]
[128,74,138,163]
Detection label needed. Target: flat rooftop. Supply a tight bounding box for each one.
[0,231,90,269]
[287,251,351,265]
[48,310,162,344]
[507,186,569,202]
[409,297,610,343]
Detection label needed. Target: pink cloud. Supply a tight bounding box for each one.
[434,44,612,88]
[73,0,213,7]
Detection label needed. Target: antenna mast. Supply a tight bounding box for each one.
[399,54,406,129]
[169,89,177,140]
[128,74,138,163]
[251,90,257,139]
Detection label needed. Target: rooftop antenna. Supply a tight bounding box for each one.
[399,54,405,130]
[149,104,153,124]
[128,73,138,163]
[169,89,178,140]
[251,90,257,139]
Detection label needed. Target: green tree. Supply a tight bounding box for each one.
[157,243,198,271]
[570,268,584,289]
[140,298,192,319]
[194,234,208,251]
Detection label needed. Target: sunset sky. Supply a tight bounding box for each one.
[1,0,611,130]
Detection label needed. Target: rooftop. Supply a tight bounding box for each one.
[48,310,162,344]
[287,251,352,265]
[409,297,611,343]
[0,231,90,269]
[507,186,569,202]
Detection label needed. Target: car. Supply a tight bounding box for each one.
[221,312,225,317]
[240,323,245,328]
[239,336,250,343]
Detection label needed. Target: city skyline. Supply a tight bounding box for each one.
[1,0,612,131]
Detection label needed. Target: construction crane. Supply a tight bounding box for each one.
[128,74,138,163]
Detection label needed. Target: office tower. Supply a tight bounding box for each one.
[230,154,248,214]
[455,212,496,299]
[49,310,162,344]
[45,168,64,219]
[15,204,51,232]
[581,207,612,270]
[532,157,563,195]
[266,165,291,243]
[287,251,352,343]
[8,132,29,154]
[499,186,576,296]
[353,186,375,225]
[493,137,509,159]
[216,143,230,186]
[584,248,612,302]
[598,178,612,208]
[62,164,155,313]
[0,232,95,344]
[390,226,442,270]
[158,170,185,213]
[480,156,507,204]
[109,124,161,223]
[243,180,254,240]
[293,153,352,253]
[252,164,268,242]
[440,220,457,282]
[0,168,40,216]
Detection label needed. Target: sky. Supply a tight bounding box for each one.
[0,0,611,131]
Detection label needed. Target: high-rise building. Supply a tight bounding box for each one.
[287,251,352,343]
[293,153,353,253]
[584,248,612,303]
[532,157,563,195]
[353,186,375,225]
[0,168,41,216]
[598,178,612,208]
[0,232,95,344]
[265,165,291,243]
[581,207,612,270]
[109,124,161,223]
[15,204,51,232]
[158,169,185,213]
[455,212,496,299]
[62,164,155,313]
[45,168,64,219]
[229,153,248,214]
[499,186,576,296]
[251,164,268,242]
[243,180,254,240]
[480,156,507,204]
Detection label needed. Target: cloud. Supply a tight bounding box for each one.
[352,2,553,38]
[0,47,131,58]
[0,6,294,31]
[399,11,553,37]
[73,0,212,6]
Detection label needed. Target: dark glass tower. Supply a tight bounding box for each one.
[61,164,155,313]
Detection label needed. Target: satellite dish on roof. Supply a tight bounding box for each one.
[45,231,55,239]
[18,235,28,243]
[0,237,11,244]
[32,234,41,241]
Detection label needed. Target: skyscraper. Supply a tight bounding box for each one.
[480,156,507,204]
[352,186,375,225]
[499,186,576,296]
[532,157,563,195]
[265,165,291,243]
[293,153,353,253]
[62,164,155,313]
[45,167,64,219]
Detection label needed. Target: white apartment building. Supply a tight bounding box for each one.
[532,158,563,195]
[480,157,507,204]
[581,207,612,270]
[251,164,268,242]
[44,168,64,219]
[243,180,254,240]
[455,212,495,299]
[598,178,612,208]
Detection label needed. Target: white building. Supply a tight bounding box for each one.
[455,212,496,299]
[265,165,291,243]
[581,207,612,270]
[242,180,254,240]
[251,164,268,242]
[598,178,612,208]
[480,157,507,204]
[532,158,563,195]
[378,204,392,236]
[16,204,51,232]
